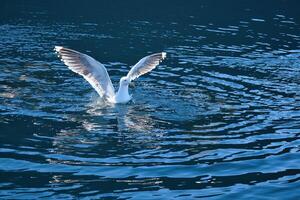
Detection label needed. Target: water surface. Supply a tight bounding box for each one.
[1,1,300,199]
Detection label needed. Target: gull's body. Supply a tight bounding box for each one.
[54,46,166,104]
[113,77,131,103]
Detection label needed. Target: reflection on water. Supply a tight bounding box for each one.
[1,1,300,199]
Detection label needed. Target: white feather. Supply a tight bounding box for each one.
[126,52,167,81]
[54,46,115,100]
[54,46,167,103]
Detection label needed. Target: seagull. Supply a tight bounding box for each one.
[54,46,166,103]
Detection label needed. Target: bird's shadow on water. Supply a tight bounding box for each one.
[47,95,166,158]
[85,96,158,133]
[82,85,212,134]
[48,83,212,157]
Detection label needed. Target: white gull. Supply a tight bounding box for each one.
[54,46,166,103]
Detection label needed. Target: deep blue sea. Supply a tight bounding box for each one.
[1,1,300,199]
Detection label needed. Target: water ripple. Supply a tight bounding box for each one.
[1,2,300,199]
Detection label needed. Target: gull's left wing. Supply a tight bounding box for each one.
[126,52,166,81]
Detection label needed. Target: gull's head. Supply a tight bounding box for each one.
[120,76,130,86]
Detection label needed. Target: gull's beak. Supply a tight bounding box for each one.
[129,81,135,87]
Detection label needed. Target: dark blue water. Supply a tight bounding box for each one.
[1,1,300,199]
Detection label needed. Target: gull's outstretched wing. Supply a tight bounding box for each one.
[126,52,166,81]
[54,46,115,99]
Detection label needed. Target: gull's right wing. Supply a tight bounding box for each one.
[126,52,166,81]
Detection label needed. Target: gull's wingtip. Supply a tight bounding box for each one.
[54,46,63,52]
[162,52,167,59]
